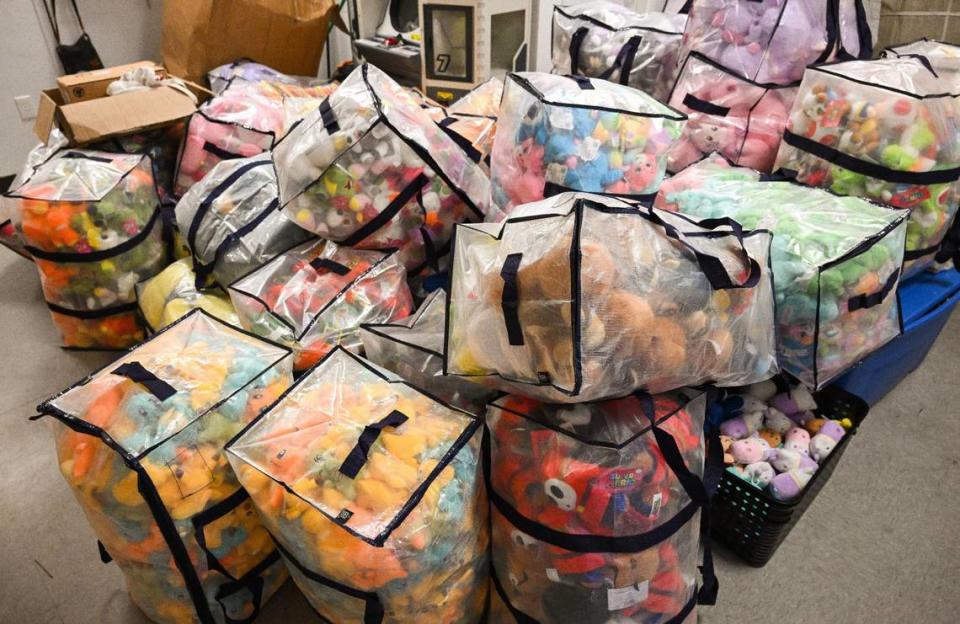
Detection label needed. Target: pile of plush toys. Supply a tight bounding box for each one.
[136,258,240,332]
[487,391,708,622]
[226,348,488,623]
[7,150,168,348]
[551,1,686,103]
[715,380,850,501]
[37,311,294,623]
[228,240,413,371]
[659,158,909,389]
[490,72,686,213]
[774,56,960,277]
[446,193,778,402]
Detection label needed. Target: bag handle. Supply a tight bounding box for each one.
[310,257,351,276]
[598,35,644,86]
[682,93,731,117]
[339,410,409,479]
[112,362,177,400]
[569,26,589,75]
[847,268,899,312]
[499,253,525,346]
[319,97,339,134]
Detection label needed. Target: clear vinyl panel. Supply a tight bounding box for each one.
[41,311,294,624]
[136,258,241,332]
[666,52,797,173]
[773,57,960,277]
[490,72,686,215]
[228,240,413,371]
[445,193,778,402]
[660,178,909,389]
[552,2,686,102]
[883,39,960,94]
[654,153,761,211]
[227,348,488,624]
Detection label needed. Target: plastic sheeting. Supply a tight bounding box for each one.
[360,290,496,414]
[175,154,313,289]
[552,2,686,103]
[490,72,686,214]
[444,192,778,401]
[6,149,167,348]
[661,174,909,389]
[274,63,495,280]
[226,347,488,624]
[137,258,240,333]
[774,56,960,278]
[487,391,708,623]
[666,52,797,173]
[37,310,294,624]
[228,239,413,371]
[883,39,960,94]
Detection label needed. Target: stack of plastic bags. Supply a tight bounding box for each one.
[228,239,413,371]
[490,72,687,214]
[6,150,168,348]
[660,161,909,389]
[37,310,294,624]
[273,63,496,285]
[774,56,960,277]
[226,347,488,623]
[552,1,686,103]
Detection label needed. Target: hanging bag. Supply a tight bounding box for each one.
[41,0,104,75]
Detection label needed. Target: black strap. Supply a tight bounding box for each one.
[935,215,960,269]
[46,300,139,319]
[543,181,656,204]
[847,268,899,312]
[187,160,271,260]
[202,141,249,161]
[25,207,162,263]
[898,53,940,78]
[211,548,280,624]
[319,97,340,134]
[682,93,731,117]
[310,257,351,275]
[783,130,960,185]
[500,253,524,346]
[340,173,430,247]
[112,361,177,400]
[678,0,693,14]
[599,35,644,86]
[339,410,409,479]
[438,118,483,163]
[97,540,112,564]
[569,26,589,74]
[836,0,873,60]
[568,74,594,90]
[272,537,384,624]
[637,394,708,506]
[192,488,255,580]
[62,151,112,163]
[42,0,87,43]
[194,197,280,288]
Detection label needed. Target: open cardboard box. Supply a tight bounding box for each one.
[35,65,211,145]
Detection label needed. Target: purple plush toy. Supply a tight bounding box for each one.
[770,468,814,502]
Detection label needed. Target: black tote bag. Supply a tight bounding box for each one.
[42,0,104,75]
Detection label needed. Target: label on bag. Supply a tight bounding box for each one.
[607,582,650,611]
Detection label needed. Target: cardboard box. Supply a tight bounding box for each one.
[35,79,211,145]
[57,61,162,103]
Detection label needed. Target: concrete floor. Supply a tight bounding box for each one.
[0,249,957,624]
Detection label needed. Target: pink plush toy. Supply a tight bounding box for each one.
[784,427,811,456]
[731,438,766,464]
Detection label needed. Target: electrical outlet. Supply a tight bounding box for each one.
[14,95,36,121]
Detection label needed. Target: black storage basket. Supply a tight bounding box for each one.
[710,385,868,566]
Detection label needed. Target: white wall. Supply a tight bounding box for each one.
[0,0,163,174]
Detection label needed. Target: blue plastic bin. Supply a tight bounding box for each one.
[833,269,960,405]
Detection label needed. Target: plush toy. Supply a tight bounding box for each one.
[770,468,814,502]
[763,407,795,435]
[10,149,167,348]
[553,3,685,102]
[37,311,293,623]
[137,258,240,332]
[226,348,487,623]
[490,72,685,215]
[774,56,960,277]
[757,428,782,448]
[229,240,414,371]
[743,461,775,488]
[731,438,766,464]
[784,427,811,456]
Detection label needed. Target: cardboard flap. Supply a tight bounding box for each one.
[59,86,199,144]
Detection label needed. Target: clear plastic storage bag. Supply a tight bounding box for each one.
[883,39,960,93]
[661,176,909,389]
[552,2,686,103]
[654,152,760,211]
[6,150,168,348]
[207,59,302,96]
[490,72,686,215]
[136,258,240,333]
[175,154,313,289]
[666,52,797,173]
[487,391,714,623]
[273,63,496,278]
[360,289,497,414]
[36,310,294,624]
[773,56,960,277]
[444,192,778,402]
[228,239,414,371]
[678,0,872,85]
[226,347,488,624]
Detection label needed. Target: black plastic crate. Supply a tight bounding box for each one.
[710,385,869,566]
